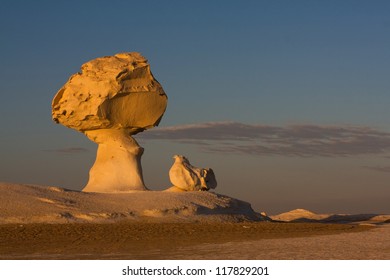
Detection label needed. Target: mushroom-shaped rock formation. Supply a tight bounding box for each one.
[169,155,217,191]
[52,52,167,192]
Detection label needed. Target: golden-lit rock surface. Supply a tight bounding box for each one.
[52,53,167,192]
[52,52,167,132]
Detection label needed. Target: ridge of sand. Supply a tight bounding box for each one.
[271,208,329,222]
[271,208,390,224]
[0,182,265,223]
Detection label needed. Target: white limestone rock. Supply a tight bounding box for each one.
[82,129,145,192]
[169,155,217,191]
[52,52,167,192]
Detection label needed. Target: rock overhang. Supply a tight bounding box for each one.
[52,52,167,134]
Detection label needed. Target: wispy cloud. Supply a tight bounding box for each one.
[43,147,89,154]
[362,166,390,173]
[140,121,390,157]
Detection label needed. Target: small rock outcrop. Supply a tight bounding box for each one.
[52,52,167,192]
[169,155,217,191]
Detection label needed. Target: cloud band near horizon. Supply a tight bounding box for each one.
[139,122,390,157]
[43,147,89,154]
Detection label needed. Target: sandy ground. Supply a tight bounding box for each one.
[0,183,262,223]
[1,183,389,260]
[0,222,383,260]
[178,224,390,260]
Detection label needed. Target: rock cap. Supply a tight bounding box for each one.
[52,52,167,134]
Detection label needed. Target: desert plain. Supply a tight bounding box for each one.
[1,182,389,260]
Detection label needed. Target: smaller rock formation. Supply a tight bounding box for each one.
[169,155,217,191]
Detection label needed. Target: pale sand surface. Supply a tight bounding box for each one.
[271,208,390,224]
[0,183,262,223]
[0,222,380,260]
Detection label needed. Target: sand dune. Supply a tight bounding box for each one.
[2,182,388,225]
[271,208,390,224]
[0,182,263,223]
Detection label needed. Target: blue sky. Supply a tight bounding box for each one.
[1,0,389,214]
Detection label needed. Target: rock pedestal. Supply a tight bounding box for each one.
[83,129,146,192]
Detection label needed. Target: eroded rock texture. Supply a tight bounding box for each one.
[169,155,217,191]
[52,52,167,192]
